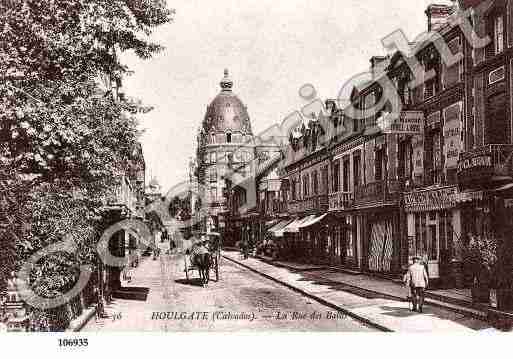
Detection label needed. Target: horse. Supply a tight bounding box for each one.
[192,252,212,287]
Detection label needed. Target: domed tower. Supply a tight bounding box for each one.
[195,70,257,230]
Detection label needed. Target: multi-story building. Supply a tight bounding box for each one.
[457,0,513,241]
[275,116,331,262]
[100,141,146,296]
[268,1,512,287]
[195,70,281,243]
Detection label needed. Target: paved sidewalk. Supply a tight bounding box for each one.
[223,250,498,332]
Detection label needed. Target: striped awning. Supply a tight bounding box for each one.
[268,219,294,237]
[298,213,328,229]
[283,216,314,234]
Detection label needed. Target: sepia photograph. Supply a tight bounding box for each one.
[1,0,513,354]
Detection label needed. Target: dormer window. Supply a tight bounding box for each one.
[226,132,232,143]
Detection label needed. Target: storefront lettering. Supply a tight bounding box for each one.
[378,111,424,134]
[404,187,457,212]
[457,155,492,172]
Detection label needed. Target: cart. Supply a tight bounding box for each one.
[184,232,221,282]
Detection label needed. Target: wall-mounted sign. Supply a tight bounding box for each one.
[457,155,492,172]
[376,111,424,134]
[404,186,457,212]
[443,103,462,170]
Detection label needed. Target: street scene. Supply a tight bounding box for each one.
[82,252,373,332]
[2,0,513,338]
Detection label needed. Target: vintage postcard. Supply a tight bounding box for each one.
[1,0,513,353]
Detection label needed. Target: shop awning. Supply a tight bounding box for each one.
[494,183,513,193]
[298,213,328,229]
[265,219,280,228]
[283,216,315,234]
[268,219,294,237]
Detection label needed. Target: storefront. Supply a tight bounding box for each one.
[298,213,329,264]
[282,216,314,260]
[325,214,358,267]
[404,185,462,286]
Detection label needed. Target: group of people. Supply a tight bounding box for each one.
[403,256,429,313]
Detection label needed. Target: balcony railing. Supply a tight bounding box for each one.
[354,180,402,204]
[458,144,513,185]
[328,191,354,211]
[288,194,328,214]
[259,199,288,217]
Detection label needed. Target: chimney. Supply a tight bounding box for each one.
[425,4,454,32]
[370,56,389,79]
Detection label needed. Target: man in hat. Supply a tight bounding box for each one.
[404,256,429,312]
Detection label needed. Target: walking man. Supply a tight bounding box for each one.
[405,256,429,313]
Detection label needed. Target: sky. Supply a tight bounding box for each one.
[121,0,454,191]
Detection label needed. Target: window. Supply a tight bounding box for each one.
[312,170,319,195]
[210,133,216,144]
[423,53,440,99]
[321,165,329,194]
[209,167,217,183]
[375,148,384,181]
[486,92,508,144]
[353,153,361,189]
[234,150,242,163]
[346,217,354,258]
[226,133,232,143]
[424,79,435,99]
[210,187,217,201]
[303,174,310,197]
[494,15,504,55]
[398,139,412,180]
[332,160,340,193]
[342,157,350,192]
[209,152,216,164]
[398,78,412,105]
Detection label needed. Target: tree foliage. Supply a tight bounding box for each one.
[0,0,173,299]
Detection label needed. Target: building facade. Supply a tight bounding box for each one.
[219,1,513,297]
[195,70,281,243]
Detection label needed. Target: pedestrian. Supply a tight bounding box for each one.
[94,286,104,319]
[404,256,429,313]
[241,237,249,259]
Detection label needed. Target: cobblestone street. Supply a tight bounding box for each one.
[83,254,374,332]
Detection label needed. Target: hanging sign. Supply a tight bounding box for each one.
[376,111,424,134]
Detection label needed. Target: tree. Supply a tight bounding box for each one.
[0,0,174,305]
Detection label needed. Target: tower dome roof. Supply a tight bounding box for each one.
[202,69,253,134]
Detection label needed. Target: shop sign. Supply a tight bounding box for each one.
[376,111,424,134]
[404,186,457,212]
[443,103,462,170]
[457,155,492,172]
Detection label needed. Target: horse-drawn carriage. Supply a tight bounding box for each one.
[184,232,221,286]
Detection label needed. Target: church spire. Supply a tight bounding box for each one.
[219,68,233,92]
